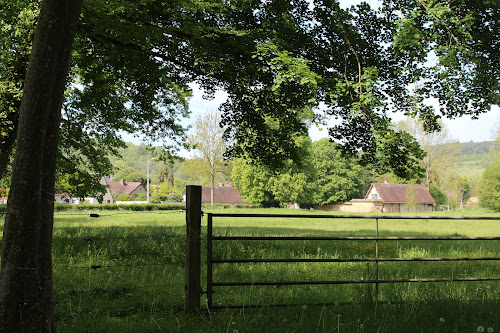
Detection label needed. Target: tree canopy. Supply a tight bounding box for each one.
[233,137,369,206]
[2,0,498,186]
[311,138,368,205]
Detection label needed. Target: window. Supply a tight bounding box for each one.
[372,194,379,199]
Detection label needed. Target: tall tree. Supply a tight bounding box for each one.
[479,131,500,211]
[232,158,278,206]
[232,136,317,206]
[311,138,368,205]
[0,0,83,331]
[479,164,500,211]
[396,117,459,188]
[189,110,227,205]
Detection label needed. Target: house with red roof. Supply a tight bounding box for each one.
[55,177,147,204]
[315,183,436,213]
[363,183,436,212]
[105,179,146,203]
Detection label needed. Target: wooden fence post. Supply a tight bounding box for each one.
[185,185,202,314]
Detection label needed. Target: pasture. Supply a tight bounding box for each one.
[1,208,499,332]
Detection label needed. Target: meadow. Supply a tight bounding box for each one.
[1,207,499,332]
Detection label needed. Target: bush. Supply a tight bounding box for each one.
[168,192,183,202]
[134,193,147,201]
[149,194,162,203]
[150,193,168,203]
[116,194,132,201]
[54,202,72,211]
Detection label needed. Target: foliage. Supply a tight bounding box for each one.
[311,138,367,205]
[112,167,145,184]
[55,173,105,201]
[149,194,163,203]
[405,184,418,212]
[0,0,37,179]
[232,136,317,206]
[429,183,447,207]
[459,141,495,156]
[388,0,500,120]
[479,164,500,211]
[134,193,147,201]
[189,110,227,205]
[107,142,168,184]
[233,137,369,206]
[479,135,500,211]
[169,193,183,202]
[232,158,278,206]
[178,158,210,185]
[116,194,132,201]
[444,175,470,209]
[396,117,459,187]
[2,0,499,186]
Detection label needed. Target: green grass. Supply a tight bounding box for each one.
[1,208,499,332]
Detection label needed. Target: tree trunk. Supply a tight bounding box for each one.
[210,171,215,206]
[0,1,83,332]
[425,164,430,189]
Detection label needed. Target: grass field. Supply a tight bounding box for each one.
[1,208,499,332]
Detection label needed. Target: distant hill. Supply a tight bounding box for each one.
[450,141,495,178]
[108,141,496,184]
[107,142,165,184]
[456,141,494,156]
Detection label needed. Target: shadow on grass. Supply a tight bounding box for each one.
[47,217,499,332]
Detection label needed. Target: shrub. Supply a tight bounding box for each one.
[168,192,183,202]
[149,194,162,203]
[116,194,132,201]
[134,193,147,201]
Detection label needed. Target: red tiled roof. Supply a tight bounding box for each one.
[201,186,247,204]
[106,179,143,198]
[366,183,436,205]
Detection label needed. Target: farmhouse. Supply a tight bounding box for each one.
[54,177,147,204]
[106,178,146,202]
[315,183,436,213]
[363,183,436,212]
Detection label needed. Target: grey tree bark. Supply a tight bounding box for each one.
[0,0,83,331]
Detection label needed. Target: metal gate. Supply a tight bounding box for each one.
[206,213,500,310]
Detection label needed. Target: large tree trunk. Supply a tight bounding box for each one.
[0,1,83,332]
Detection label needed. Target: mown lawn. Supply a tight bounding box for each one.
[1,207,499,332]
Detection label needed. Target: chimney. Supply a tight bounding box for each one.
[120,179,125,186]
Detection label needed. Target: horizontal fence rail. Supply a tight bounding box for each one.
[206,213,500,310]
